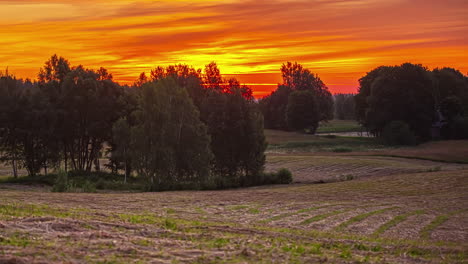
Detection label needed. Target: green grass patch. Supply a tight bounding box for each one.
[0,203,72,219]
[316,120,363,134]
[373,210,424,237]
[132,239,153,247]
[336,207,398,231]
[0,232,33,247]
[262,204,337,223]
[248,208,260,214]
[301,209,349,225]
[210,238,230,248]
[420,210,464,240]
[268,136,384,152]
[118,213,158,225]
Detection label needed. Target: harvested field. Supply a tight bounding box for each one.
[1,167,467,263]
[265,154,467,183]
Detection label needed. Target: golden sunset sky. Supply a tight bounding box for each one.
[1,0,467,97]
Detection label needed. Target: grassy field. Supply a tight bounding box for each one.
[316,119,363,134]
[265,129,384,153]
[0,130,467,263]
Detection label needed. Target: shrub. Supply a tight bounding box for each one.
[82,180,97,193]
[275,168,293,184]
[332,147,352,153]
[381,121,417,146]
[52,171,69,192]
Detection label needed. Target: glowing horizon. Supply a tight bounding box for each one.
[1,0,467,97]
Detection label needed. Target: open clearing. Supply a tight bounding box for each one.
[0,132,467,263]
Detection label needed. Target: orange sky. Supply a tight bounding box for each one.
[1,0,467,97]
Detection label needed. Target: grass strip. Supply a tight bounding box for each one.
[262,204,339,223]
[336,207,398,231]
[301,209,349,225]
[420,210,466,240]
[372,210,424,237]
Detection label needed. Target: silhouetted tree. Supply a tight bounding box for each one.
[286,90,319,132]
[260,62,333,131]
[130,77,212,190]
[355,63,435,139]
[201,88,266,187]
[48,63,124,172]
[149,64,205,108]
[0,74,58,176]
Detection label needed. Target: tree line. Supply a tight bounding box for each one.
[0,56,295,190]
[1,58,467,189]
[355,63,468,144]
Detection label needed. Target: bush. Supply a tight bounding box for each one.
[52,171,69,192]
[381,121,417,146]
[82,180,97,193]
[276,168,293,184]
[258,168,293,185]
[332,147,352,153]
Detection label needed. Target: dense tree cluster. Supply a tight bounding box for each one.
[121,62,266,189]
[0,55,272,190]
[0,58,125,177]
[355,63,468,142]
[260,62,333,133]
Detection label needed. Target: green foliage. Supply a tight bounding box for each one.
[200,68,267,188]
[356,63,468,141]
[332,147,352,153]
[260,62,333,131]
[268,134,384,152]
[0,58,273,191]
[0,174,56,185]
[130,77,213,191]
[433,67,468,114]
[163,218,178,230]
[316,120,362,133]
[260,85,291,129]
[260,168,293,185]
[82,180,97,193]
[111,118,132,182]
[276,168,293,184]
[286,90,319,132]
[381,121,417,146]
[51,171,105,192]
[52,171,69,192]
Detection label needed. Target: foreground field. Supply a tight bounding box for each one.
[1,168,467,263]
[1,132,467,263]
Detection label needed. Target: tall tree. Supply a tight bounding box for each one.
[286,90,319,132]
[130,77,212,190]
[201,87,266,186]
[55,65,123,172]
[260,62,333,131]
[355,63,434,139]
